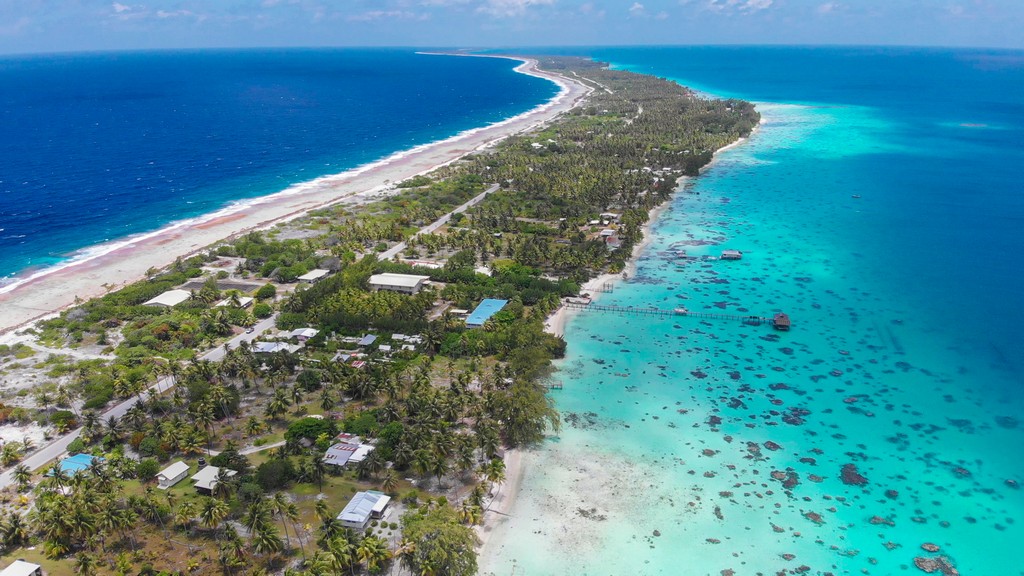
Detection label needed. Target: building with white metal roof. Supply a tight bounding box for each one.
[190,466,236,494]
[143,289,192,307]
[157,461,190,489]
[336,490,391,530]
[298,269,330,283]
[368,273,430,294]
[0,560,42,576]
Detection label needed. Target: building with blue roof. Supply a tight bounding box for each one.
[466,299,509,328]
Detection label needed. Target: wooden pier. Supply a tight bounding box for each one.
[563,301,791,329]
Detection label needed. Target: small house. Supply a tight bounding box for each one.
[290,328,320,342]
[357,334,378,347]
[337,491,391,530]
[253,342,296,354]
[297,269,330,284]
[773,313,792,331]
[157,461,190,489]
[323,438,375,467]
[190,466,236,495]
[0,560,43,576]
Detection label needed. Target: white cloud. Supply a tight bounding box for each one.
[112,2,132,13]
[817,2,839,14]
[156,9,194,19]
[706,0,774,14]
[476,0,555,18]
[629,2,646,16]
[347,10,427,21]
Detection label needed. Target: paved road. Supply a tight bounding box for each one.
[379,183,500,261]
[0,313,279,489]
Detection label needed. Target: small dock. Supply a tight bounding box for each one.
[563,301,792,330]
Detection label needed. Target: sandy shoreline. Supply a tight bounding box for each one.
[0,56,591,336]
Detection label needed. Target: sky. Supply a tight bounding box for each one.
[1,0,1022,55]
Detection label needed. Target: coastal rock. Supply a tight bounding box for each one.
[921,543,940,552]
[913,555,959,575]
[653,530,661,537]
[869,516,895,526]
[885,489,899,499]
[764,440,782,451]
[840,463,868,486]
[1006,479,1019,489]
[803,511,825,525]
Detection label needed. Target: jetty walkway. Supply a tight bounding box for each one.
[562,300,790,329]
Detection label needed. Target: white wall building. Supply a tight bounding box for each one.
[368,273,430,295]
[337,491,391,530]
[157,461,190,490]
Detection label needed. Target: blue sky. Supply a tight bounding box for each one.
[1,0,1022,55]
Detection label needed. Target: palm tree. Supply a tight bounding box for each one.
[251,523,284,558]
[314,497,331,523]
[357,535,391,573]
[380,469,400,494]
[174,500,197,533]
[213,468,236,500]
[2,513,30,548]
[75,552,98,576]
[200,496,230,535]
[269,493,295,550]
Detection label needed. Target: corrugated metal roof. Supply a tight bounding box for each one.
[337,491,390,527]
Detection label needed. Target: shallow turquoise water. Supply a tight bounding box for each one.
[481,99,1024,575]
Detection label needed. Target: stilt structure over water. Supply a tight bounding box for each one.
[562,301,793,330]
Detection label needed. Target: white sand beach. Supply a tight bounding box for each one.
[0,57,591,336]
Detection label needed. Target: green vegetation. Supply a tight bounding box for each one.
[0,57,757,575]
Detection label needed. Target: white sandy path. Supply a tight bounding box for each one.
[0,57,592,335]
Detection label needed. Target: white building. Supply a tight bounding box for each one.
[253,342,297,354]
[368,273,430,295]
[157,461,190,490]
[298,269,330,283]
[0,561,42,576]
[190,466,236,494]
[290,328,320,341]
[323,438,375,467]
[336,491,391,530]
[143,289,192,307]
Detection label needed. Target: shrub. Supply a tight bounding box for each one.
[66,437,86,455]
[256,458,296,490]
[136,458,160,481]
[138,437,161,457]
[255,284,277,300]
[252,302,273,318]
[285,417,336,444]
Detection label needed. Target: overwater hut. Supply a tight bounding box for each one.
[773,313,791,331]
[721,250,743,260]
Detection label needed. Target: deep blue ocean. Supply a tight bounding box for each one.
[482,47,1024,575]
[0,48,558,286]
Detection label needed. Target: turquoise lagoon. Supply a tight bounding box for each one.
[482,48,1024,576]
